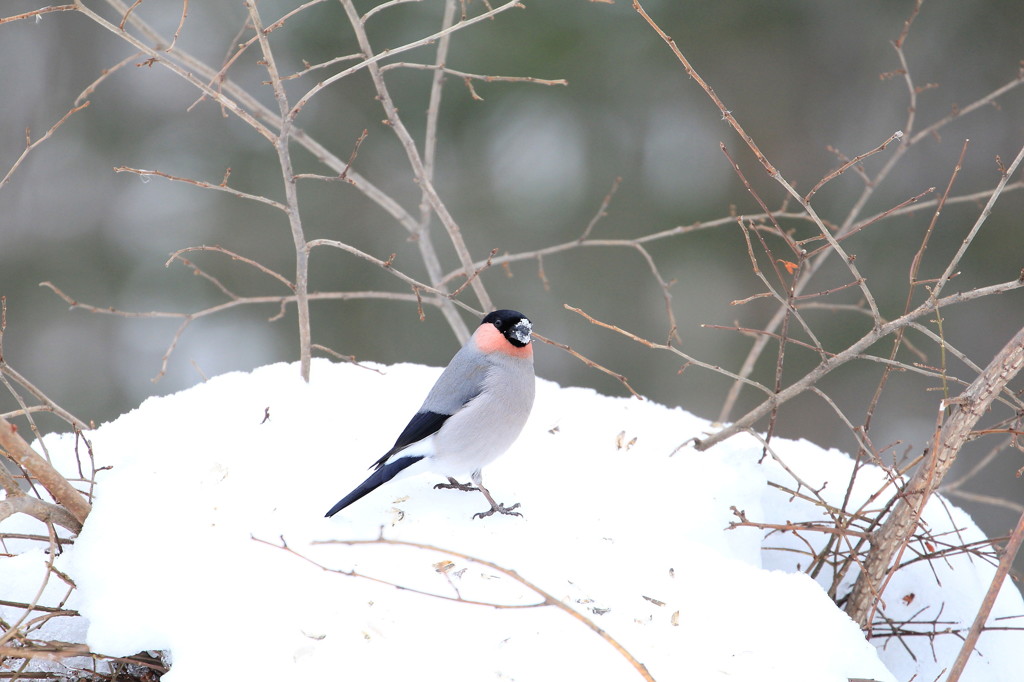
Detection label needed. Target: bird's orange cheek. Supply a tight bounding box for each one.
[474,324,533,358]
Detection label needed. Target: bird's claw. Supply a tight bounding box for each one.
[434,477,476,492]
[472,502,522,520]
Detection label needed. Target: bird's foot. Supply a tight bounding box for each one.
[434,477,477,492]
[472,501,522,520]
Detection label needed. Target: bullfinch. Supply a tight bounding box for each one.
[325,309,536,520]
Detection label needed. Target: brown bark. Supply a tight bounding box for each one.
[0,416,91,527]
[845,325,1024,628]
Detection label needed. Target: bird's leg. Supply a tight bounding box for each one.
[470,471,521,520]
[433,476,476,492]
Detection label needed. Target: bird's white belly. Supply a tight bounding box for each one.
[428,379,533,477]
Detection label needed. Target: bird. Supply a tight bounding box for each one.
[325,309,536,520]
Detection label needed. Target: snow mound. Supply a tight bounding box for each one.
[3,359,1021,681]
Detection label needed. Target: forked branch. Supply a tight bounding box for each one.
[845,324,1024,629]
[262,535,656,681]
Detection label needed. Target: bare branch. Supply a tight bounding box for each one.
[632,0,776,175]
[946,511,1024,682]
[931,140,1024,300]
[306,238,477,314]
[1,102,90,189]
[40,279,435,382]
[362,0,422,22]
[804,130,904,202]
[412,0,472,342]
[0,415,91,525]
[579,177,622,242]
[75,53,140,105]
[0,488,82,535]
[563,305,774,399]
[381,61,568,89]
[289,0,525,121]
[246,0,313,381]
[339,0,495,314]
[165,245,296,292]
[697,278,1024,451]
[0,5,76,25]
[288,535,657,681]
[71,1,280,143]
[114,166,287,211]
[533,330,642,399]
[164,0,189,52]
[846,324,1024,629]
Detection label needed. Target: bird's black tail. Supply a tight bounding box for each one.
[324,455,424,517]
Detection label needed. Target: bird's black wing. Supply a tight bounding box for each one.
[326,412,447,517]
[370,410,451,469]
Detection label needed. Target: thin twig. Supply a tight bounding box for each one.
[861,140,970,448]
[697,279,1024,451]
[0,5,76,24]
[165,246,296,292]
[164,0,189,52]
[1,102,91,189]
[279,535,658,681]
[72,1,279,143]
[563,305,773,398]
[931,140,1024,300]
[532,331,642,399]
[306,238,475,313]
[76,53,140,105]
[113,166,287,211]
[579,176,622,242]
[945,509,1024,682]
[632,0,776,175]
[380,61,568,89]
[362,0,423,23]
[289,0,525,121]
[804,130,904,202]
[339,0,495,315]
[246,0,313,381]
[411,0,473,343]
[40,279,436,381]
[846,324,1024,628]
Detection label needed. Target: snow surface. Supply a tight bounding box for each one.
[2,359,1022,681]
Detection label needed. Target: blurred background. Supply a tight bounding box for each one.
[2,1,1023,571]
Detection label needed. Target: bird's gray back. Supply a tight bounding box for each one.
[418,343,490,415]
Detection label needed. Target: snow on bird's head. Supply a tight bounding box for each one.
[508,318,532,346]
